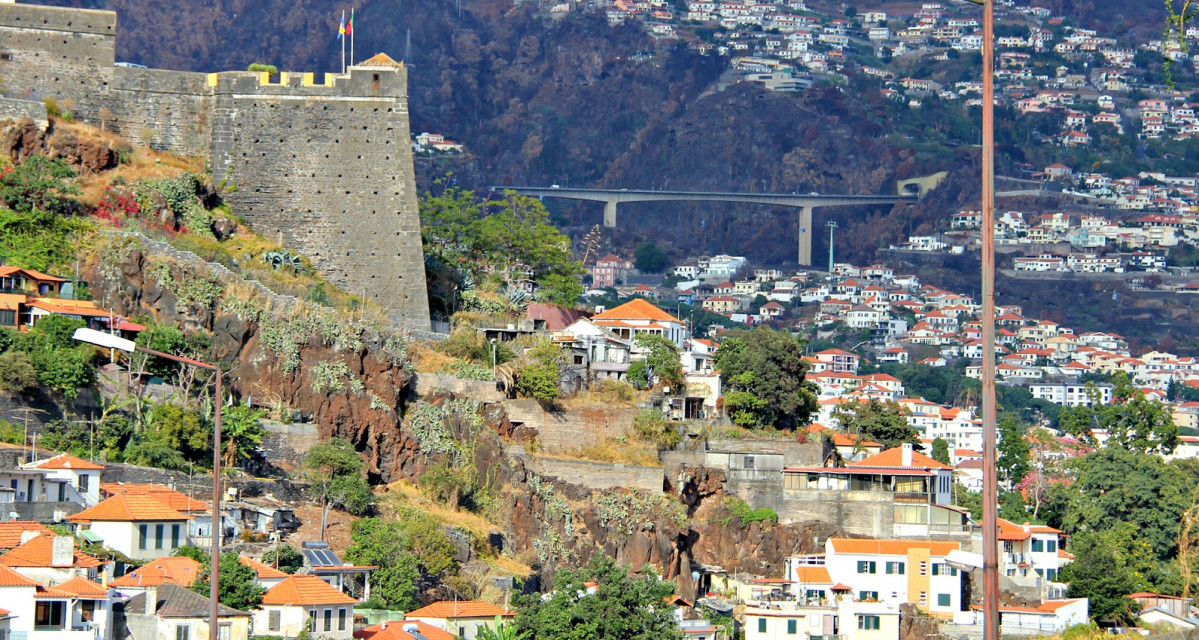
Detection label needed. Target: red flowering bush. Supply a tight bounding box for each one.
[93,186,140,227]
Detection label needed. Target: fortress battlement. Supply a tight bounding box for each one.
[0,1,431,330]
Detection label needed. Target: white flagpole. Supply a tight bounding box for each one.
[340,9,346,74]
[350,7,356,66]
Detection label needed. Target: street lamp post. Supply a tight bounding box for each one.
[72,327,225,640]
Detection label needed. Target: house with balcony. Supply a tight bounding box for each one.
[780,444,970,539]
[824,538,963,619]
[591,299,688,349]
[997,518,1070,583]
[0,563,112,640]
[25,454,103,508]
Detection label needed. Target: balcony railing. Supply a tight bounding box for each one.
[893,491,932,503]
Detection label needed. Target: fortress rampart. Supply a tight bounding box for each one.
[0,1,431,330]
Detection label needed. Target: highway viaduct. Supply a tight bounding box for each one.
[493,186,923,265]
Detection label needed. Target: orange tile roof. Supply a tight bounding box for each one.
[0,563,38,587]
[829,538,960,557]
[110,556,203,588]
[33,453,104,471]
[405,600,515,619]
[591,298,680,323]
[68,494,192,522]
[997,518,1061,541]
[0,535,103,568]
[100,484,208,512]
[849,446,952,470]
[54,576,108,599]
[262,575,358,606]
[240,555,289,579]
[792,566,832,584]
[0,522,54,549]
[354,620,456,640]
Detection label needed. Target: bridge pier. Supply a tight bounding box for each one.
[797,206,813,266]
[603,198,618,228]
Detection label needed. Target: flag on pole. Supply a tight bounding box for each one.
[347,9,354,35]
[338,11,346,39]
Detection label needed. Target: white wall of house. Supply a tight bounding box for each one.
[253,605,353,639]
[83,520,188,561]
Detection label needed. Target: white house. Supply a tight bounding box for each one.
[825,537,963,619]
[255,575,358,639]
[67,494,192,561]
[25,454,103,507]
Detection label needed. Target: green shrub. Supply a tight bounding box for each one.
[719,496,778,528]
[633,409,681,449]
[247,63,279,75]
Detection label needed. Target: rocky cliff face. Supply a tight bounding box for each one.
[83,240,833,591]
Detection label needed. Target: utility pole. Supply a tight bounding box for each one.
[964,1,1000,639]
[826,221,838,273]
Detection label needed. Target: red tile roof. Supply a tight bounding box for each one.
[354,620,456,640]
[0,522,54,549]
[849,446,952,470]
[68,494,192,522]
[33,453,104,471]
[55,576,108,599]
[997,518,1061,541]
[0,563,38,587]
[592,299,680,323]
[405,600,515,619]
[100,484,208,512]
[262,575,358,606]
[0,535,103,568]
[240,555,289,579]
[110,557,203,588]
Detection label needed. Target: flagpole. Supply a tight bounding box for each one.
[340,9,346,74]
[350,7,356,66]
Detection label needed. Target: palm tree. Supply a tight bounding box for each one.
[220,406,266,469]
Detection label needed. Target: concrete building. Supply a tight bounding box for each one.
[403,601,515,640]
[824,538,963,619]
[125,582,251,640]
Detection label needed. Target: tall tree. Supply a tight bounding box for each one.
[1061,525,1149,622]
[345,511,458,611]
[832,399,917,449]
[931,437,951,465]
[997,416,1032,486]
[1048,448,1194,562]
[633,242,668,273]
[627,333,684,391]
[713,327,817,429]
[187,550,267,611]
[515,555,682,640]
[301,438,373,540]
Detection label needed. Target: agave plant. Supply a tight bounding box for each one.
[263,250,305,273]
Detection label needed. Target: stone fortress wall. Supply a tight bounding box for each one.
[0,1,431,330]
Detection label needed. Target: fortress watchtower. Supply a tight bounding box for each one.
[0,2,431,330]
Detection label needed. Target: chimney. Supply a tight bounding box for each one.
[19,530,41,545]
[901,442,913,467]
[51,536,73,567]
[144,586,158,615]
